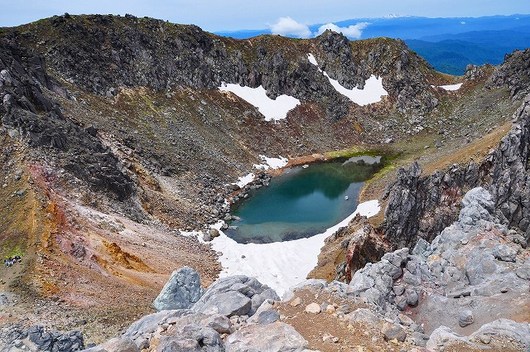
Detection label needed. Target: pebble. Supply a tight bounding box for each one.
[326,305,336,314]
[289,297,301,307]
[459,309,474,327]
[305,303,321,314]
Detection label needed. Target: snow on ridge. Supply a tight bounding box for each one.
[219,83,300,121]
[307,53,388,106]
[253,155,288,170]
[437,83,463,91]
[307,53,318,66]
[210,199,381,298]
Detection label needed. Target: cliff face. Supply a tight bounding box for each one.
[0,37,134,200]
[381,92,530,248]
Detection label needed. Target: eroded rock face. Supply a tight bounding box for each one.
[0,39,134,200]
[308,215,390,282]
[381,94,530,248]
[348,187,529,342]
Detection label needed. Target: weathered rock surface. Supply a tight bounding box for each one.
[347,186,529,348]
[0,325,84,352]
[488,48,530,100]
[192,275,279,317]
[153,266,204,311]
[308,215,390,282]
[426,319,530,351]
[381,94,530,248]
[225,322,308,352]
[0,38,135,201]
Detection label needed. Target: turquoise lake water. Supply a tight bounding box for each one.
[226,160,382,243]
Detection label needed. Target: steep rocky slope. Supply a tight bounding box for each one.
[0,13,528,348]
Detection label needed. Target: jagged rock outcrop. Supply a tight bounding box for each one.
[381,161,482,248]
[0,37,134,200]
[316,32,439,114]
[0,325,84,352]
[6,15,440,120]
[308,215,390,282]
[381,94,530,248]
[427,319,530,351]
[487,48,530,100]
[348,187,530,350]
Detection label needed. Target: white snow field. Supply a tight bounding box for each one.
[219,83,300,121]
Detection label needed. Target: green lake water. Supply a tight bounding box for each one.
[226,159,382,243]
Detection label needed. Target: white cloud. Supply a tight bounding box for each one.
[269,17,312,38]
[315,22,370,39]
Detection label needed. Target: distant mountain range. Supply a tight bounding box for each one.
[216,15,530,75]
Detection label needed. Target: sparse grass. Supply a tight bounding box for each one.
[324,145,395,160]
[2,243,24,259]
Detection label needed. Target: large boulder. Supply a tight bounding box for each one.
[153,267,204,311]
[426,319,530,351]
[156,324,224,352]
[192,276,279,318]
[225,322,307,352]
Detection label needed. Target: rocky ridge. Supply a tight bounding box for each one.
[381,91,530,248]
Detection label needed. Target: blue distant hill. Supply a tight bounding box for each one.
[215,15,530,75]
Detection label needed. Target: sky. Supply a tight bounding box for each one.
[0,0,528,32]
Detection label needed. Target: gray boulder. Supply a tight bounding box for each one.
[124,310,193,341]
[381,322,407,342]
[426,326,470,351]
[470,319,530,349]
[83,337,139,352]
[345,308,380,325]
[194,291,251,317]
[156,324,224,352]
[193,276,279,318]
[225,322,307,352]
[153,266,204,311]
[247,300,280,325]
[458,309,474,327]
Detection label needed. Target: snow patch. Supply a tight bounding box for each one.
[253,155,288,170]
[234,173,255,188]
[307,53,318,66]
[210,200,380,297]
[307,54,387,106]
[219,83,300,121]
[437,83,463,91]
